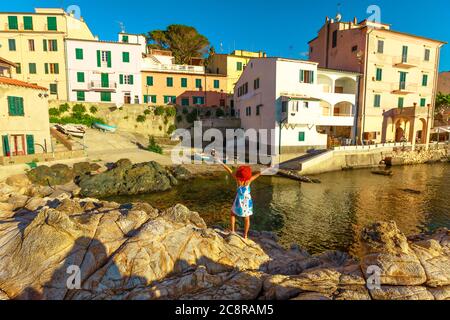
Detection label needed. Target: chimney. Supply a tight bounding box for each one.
[353,17,358,24]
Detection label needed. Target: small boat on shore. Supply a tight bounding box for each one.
[93,122,117,133]
[54,124,86,138]
[371,170,393,176]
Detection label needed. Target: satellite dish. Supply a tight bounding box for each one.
[336,13,342,22]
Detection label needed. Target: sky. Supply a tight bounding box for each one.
[1,0,449,71]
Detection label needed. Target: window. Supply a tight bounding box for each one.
[352,45,358,52]
[167,77,173,87]
[100,92,111,102]
[8,16,18,30]
[298,132,305,142]
[76,48,83,60]
[256,105,262,116]
[44,40,58,51]
[181,78,187,88]
[45,63,59,74]
[399,71,407,89]
[424,49,431,62]
[398,97,404,108]
[28,39,35,51]
[29,63,37,74]
[146,76,154,86]
[120,74,134,85]
[195,79,202,88]
[122,35,129,43]
[300,70,314,84]
[303,101,309,108]
[214,79,220,89]
[76,91,85,102]
[15,63,21,74]
[281,101,288,113]
[47,17,57,31]
[420,98,426,107]
[377,40,384,53]
[402,46,408,63]
[77,72,85,83]
[376,68,383,81]
[254,78,260,90]
[246,106,252,116]
[181,98,189,106]
[97,50,112,68]
[193,96,205,105]
[7,96,24,116]
[422,74,428,87]
[374,94,381,108]
[144,95,157,103]
[237,62,243,71]
[122,52,130,63]
[23,16,33,30]
[164,96,177,104]
[8,39,16,51]
[332,30,338,48]
[49,83,58,95]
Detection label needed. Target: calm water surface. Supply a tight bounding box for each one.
[108,163,450,257]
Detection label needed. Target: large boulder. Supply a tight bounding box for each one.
[27,164,74,186]
[79,161,178,198]
[6,174,31,188]
[360,221,427,286]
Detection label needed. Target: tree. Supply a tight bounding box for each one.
[435,92,450,125]
[147,25,210,65]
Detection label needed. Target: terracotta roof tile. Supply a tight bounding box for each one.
[0,77,48,91]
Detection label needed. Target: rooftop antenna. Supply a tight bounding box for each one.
[336,2,342,22]
[118,21,126,33]
[219,42,224,53]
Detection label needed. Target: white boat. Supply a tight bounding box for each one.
[54,124,86,138]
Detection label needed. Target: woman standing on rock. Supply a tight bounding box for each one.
[220,164,262,239]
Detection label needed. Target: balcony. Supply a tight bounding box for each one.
[88,81,117,92]
[393,56,421,69]
[143,62,205,74]
[287,113,354,127]
[391,82,418,94]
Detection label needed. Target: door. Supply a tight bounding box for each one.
[124,93,131,104]
[12,135,26,156]
[2,135,10,156]
[402,46,408,63]
[101,73,109,88]
[26,135,35,155]
[399,72,407,90]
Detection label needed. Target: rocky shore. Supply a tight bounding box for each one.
[0,174,449,300]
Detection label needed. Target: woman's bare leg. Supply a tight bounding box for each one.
[230,213,236,233]
[244,217,250,239]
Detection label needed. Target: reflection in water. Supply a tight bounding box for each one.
[108,163,450,257]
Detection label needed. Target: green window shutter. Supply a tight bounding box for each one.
[164,96,169,104]
[300,70,304,83]
[119,74,124,85]
[7,96,15,115]
[214,80,220,89]
[422,75,428,87]
[77,91,85,102]
[8,96,24,116]
[298,132,305,142]
[420,98,426,107]
[107,51,112,68]
[76,48,83,60]
[26,135,35,155]
[23,16,33,30]
[237,62,243,71]
[77,72,85,83]
[143,95,148,103]
[129,75,134,85]
[52,40,58,51]
[167,77,173,87]
[8,39,16,51]
[8,16,18,30]
[43,39,48,51]
[47,17,57,31]
[374,94,381,107]
[2,135,10,156]
[101,92,111,102]
[54,63,59,74]
[182,98,189,106]
[181,78,187,88]
[376,68,383,81]
[16,63,21,74]
[147,76,153,86]
[398,97,404,108]
[44,63,49,74]
[196,79,202,88]
[101,73,109,88]
[122,52,130,63]
[49,84,57,94]
[97,50,101,67]
[29,63,36,74]
[151,95,157,103]
[122,35,129,43]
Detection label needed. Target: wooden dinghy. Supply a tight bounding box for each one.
[371,170,393,176]
[277,169,321,183]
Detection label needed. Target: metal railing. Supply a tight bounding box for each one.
[88,81,117,90]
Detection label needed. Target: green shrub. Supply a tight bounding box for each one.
[49,108,61,117]
[144,109,151,116]
[176,115,183,123]
[49,116,60,123]
[136,115,146,123]
[147,136,163,154]
[154,106,165,116]
[167,124,176,135]
[59,103,70,113]
[216,109,225,117]
[163,116,169,125]
[165,107,176,117]
[182,108,189,115]
[89,106,98,114]
[186,109,198,123]
[52,115,105,126]
[72,104,87,115]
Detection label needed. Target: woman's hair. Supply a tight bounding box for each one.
[235,166,253,183]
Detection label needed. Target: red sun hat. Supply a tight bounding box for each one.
[235,166,253,183]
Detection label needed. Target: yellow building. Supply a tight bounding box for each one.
[309,17,446,146]
[0,57,51,162]
[207,50,267,94]
[142,50,228,108]
[0,8,95,101]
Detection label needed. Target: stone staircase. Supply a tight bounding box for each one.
[279,149,331,171]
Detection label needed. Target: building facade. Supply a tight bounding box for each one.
[0,8,95,101]
[0,59,50,160]
[309,17,446,146]
[234,57,359,155]
[141,49,228,107]
[65,33,146,104]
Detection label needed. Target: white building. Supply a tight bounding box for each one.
[65,33,146,104]
[234,57,359,156]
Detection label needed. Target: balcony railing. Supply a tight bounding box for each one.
[391,82,418,94]
[393,56,421,68]
[144,63,205,74]
[88,81,117,91]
